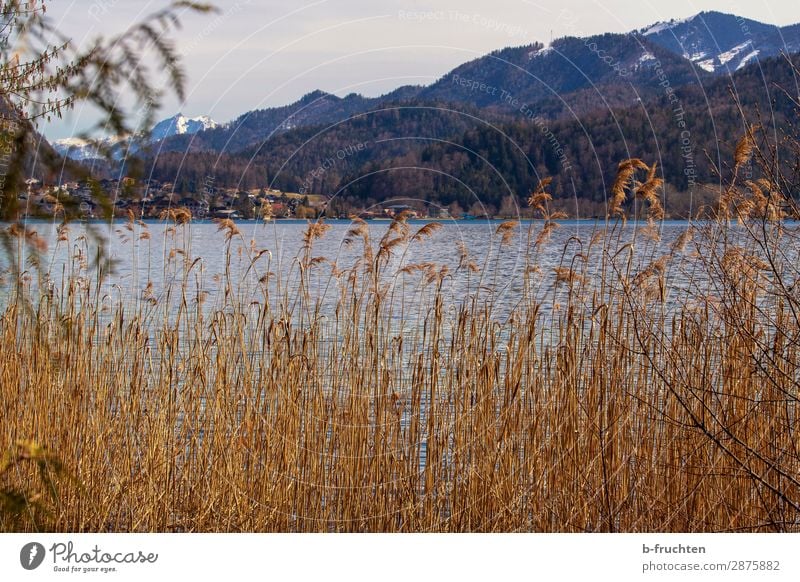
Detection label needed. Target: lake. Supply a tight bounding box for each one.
[4,218,709,319]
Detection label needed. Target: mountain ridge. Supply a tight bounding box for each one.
[147,11,799,157]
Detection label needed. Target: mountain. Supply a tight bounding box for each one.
[147,101,498,196]
[640,11,800,73]
[412,33,708,120]
[150,113,218,141]
[337,53,800,216]
[53,113,218,160]
[157,89,427,153]
[154,11,800,158]
[156,33,707,157]
[52,136,123,161]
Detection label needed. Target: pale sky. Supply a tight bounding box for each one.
[42,0,800,139]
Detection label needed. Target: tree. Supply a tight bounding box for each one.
[498,194,519,218]
[447,201,464,218]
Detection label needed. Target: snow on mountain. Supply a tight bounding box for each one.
[640,11,800,74]
[150,113,218,141]
[638,52,656,64]
[718,41,752,65]
[694,59,717,73]
[527,44,553,60]
[736,50,760,70]
[54,113,218,160]
[641,16,692,37]
[52,136,123,161]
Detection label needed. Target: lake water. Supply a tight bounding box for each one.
[4,217,792,329]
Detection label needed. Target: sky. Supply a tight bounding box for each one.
[42,0,800,139]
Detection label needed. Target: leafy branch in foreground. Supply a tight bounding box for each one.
[0,0,216,220]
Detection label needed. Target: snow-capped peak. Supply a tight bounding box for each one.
[54,137,91,148]
[52,135,124,161]
[54,113,218,161]
[151,113,218,141]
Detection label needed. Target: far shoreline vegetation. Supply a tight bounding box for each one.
[16,175,724,222]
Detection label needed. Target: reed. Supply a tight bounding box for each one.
[2,141,800,532]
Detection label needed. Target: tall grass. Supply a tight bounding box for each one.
[2,137,800,532]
